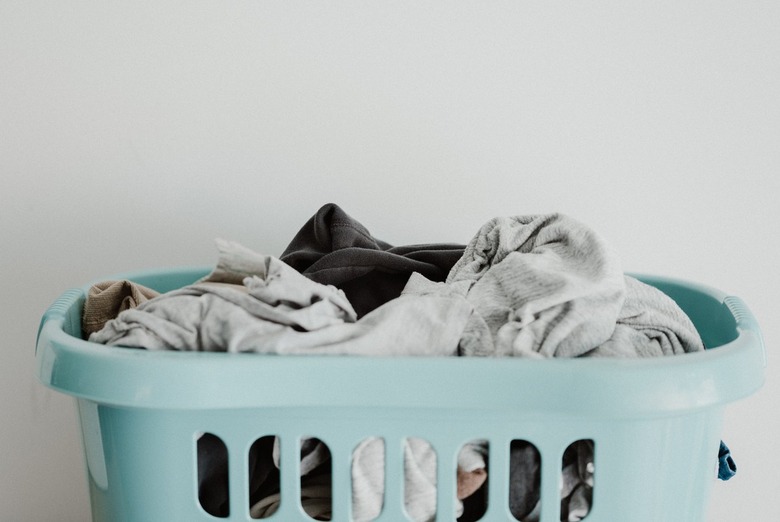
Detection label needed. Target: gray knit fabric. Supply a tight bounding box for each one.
[444,213,703,358]
[447,213,626,358]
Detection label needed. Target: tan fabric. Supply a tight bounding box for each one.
[457,467,487,501]
[82,280,159,338]
[457,440,488,502]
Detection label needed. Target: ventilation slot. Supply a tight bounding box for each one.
[560,439,594,521]
[509,439,541,521]
[248,435,279,519]
[300,437,332,520]
[403,437,437,521]
[457,439,489,522]
[351,437,385,521]
[197,432,229,518]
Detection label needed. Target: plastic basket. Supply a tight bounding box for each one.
[35,267,766,522]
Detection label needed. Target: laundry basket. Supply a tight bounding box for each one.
[35,267,765,522]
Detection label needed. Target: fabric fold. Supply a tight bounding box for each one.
[90,240,471,357]
[447,213,627,358]
[280,203,465,317]
[82,280,160,338]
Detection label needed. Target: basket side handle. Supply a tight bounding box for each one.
[36,288,85,351]
[723,295,767,367]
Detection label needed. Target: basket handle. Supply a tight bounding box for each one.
[724,295,766,367]
[36,288,85,350]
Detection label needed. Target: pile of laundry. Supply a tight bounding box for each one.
[81,203,711,522]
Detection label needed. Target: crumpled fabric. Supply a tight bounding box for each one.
[90,239,472,357]
[718,441,737,481]
[81,279,160,338]
[280,203,465,317]
[250,472,332,520]
[559,440,595,522]
[444,213,704,358]
[447,213,627,358]
[589,275,705,357]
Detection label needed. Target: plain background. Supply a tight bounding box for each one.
[1,1,777,520]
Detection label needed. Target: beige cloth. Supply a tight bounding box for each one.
[82,280,159,338]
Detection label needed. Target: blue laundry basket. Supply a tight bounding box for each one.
[35,267,765,522]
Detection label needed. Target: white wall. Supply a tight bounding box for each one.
[1,1,777,520]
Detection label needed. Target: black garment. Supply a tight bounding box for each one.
[280,203,465,317]
[509,440,542,520]
[197,433,230,517]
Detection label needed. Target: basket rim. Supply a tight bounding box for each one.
[35,267,766,415]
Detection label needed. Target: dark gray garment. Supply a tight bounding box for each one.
[196,433,230,518]
[280,203,465,317]
[509,440,542,521]
[509,440,594,522]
